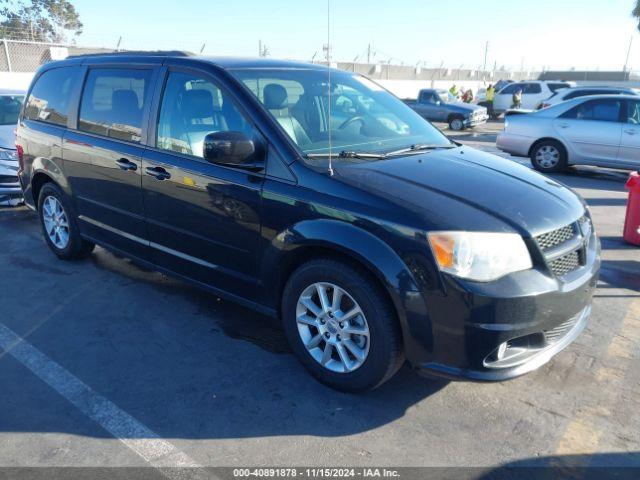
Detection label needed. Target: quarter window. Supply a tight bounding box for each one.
[24,67,80,127]
[79,68,153,143]
[627,101,640,125]
[561,99,622,123]
[156,71,252,158]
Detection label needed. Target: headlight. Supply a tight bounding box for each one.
[428,231,532,282]
[0,148,17,161]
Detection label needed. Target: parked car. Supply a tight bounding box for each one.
[18,53,599,392]
[537,86,640,109]
[404,88,488,130]
[493,81,574,114]
[497,94,640,172]
[0,89,25,205]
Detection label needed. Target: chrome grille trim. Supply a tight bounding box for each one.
[543,315,579,344]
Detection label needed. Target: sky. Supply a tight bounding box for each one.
[72,0,640,72]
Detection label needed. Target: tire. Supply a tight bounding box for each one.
[448,116,465,131]
[38,183,95,260]
[530,140,567,173]
[282,258,404,392]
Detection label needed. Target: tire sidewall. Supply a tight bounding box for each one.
[531,141,567,173]
[282,261,400,392]
[38,183,84,259]
[449,117,464,131]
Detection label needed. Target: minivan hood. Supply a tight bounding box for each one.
[0,124,16,150]
[336,147,585,237]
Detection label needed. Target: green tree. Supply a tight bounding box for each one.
[634,0,640,32]
[0,0,82,43]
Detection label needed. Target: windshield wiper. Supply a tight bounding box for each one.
[305,143,454,162]
[384,143,456,157]
[305,150,386,160]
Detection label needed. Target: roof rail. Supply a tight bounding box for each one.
[68,50,194,59]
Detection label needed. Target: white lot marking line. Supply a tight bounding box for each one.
[0,322,216,480]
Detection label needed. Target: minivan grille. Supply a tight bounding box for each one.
[549,251,580,277]
[535,217,589,279]
[536,224,576,251]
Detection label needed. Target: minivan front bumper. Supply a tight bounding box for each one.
[405,235,600,382]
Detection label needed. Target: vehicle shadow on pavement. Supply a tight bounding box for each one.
[0,211,449,440]
[477,451,640,476]
[599,261,640,292]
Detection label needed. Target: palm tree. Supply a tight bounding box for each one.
[635,0,640,31]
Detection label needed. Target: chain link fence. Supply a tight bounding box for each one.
[0,38,115,73]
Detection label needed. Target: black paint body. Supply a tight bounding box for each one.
[17,54,601,381]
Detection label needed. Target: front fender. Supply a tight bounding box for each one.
[261,219,431,357]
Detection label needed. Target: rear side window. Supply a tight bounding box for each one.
[499,84,520,95]
[548,83,571,93]
[522,83,542,94]
[24,67,80,127]
[561,99,622,123]
[565,89,621,100]
[79,68,153,143]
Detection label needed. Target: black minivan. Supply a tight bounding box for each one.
[17,53,600,392]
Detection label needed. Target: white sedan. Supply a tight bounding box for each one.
[497,94,640,172]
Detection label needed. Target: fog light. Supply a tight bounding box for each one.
[496,342,508,360]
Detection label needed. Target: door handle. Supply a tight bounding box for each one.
[624,129,638,135]
[116,158,137,171]
[145,166,171,181]
[558,123,570,129]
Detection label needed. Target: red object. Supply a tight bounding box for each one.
[15,144,24,171]
[623,171,640,246]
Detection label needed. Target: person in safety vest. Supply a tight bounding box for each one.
[485,84,495,117]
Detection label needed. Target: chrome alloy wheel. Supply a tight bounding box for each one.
[42,196,70,249]
[296,282,370,373]
[535,145,560,169]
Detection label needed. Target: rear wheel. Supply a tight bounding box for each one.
[530,140,567,173]
[282,259,403,392]
[38,183,95,260]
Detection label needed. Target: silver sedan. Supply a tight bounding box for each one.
[497,94,640,172]
[0,89,25,205]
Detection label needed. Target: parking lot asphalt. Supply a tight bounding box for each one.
[0,124,639,470]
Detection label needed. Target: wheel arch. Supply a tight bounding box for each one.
[30,171,57,209]
[447,112,465,123]
[262,219,421,333]
[528,137,570,163]
[29,155,73,209]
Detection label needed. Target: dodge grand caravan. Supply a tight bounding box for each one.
[17,53,600,392]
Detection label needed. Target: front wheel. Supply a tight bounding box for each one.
[282,259,403,392]
[448,117,465,131]
[38,183,95,260]
[530,140,567,173]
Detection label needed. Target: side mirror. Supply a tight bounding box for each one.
[203,131,263,170]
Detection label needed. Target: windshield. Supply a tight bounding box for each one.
[230,68,451,163]
[0,94,24,126]
[438,91,456,103]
